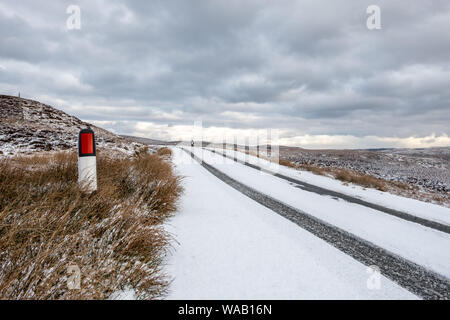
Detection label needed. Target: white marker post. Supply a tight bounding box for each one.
[78,128,97,192]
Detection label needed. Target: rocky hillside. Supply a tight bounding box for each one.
[0,95,143,157]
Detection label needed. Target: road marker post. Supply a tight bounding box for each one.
[233,137,237,162]
[78,127,97,192]
[222,139,226,158]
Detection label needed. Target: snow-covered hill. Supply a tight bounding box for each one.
[0,95,142,157]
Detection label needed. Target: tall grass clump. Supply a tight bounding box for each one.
[156,147,172,157]
[0,150,182,299]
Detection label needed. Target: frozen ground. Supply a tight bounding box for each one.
[165,147,417,299]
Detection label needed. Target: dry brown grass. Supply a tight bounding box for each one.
[0,150,182,299]
[156,147,172,157]
[278,159,296,168]
[333,169,388,191]
[298,164,327,176]
[277,157,421,195]
[277,158,393,191]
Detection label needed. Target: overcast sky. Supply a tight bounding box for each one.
[1,0,449,148]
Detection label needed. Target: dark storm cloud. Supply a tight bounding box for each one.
[1,0,449,147]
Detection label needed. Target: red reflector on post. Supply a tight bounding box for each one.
[78,127,97,192]
[78,128,96,157]
[80,133,94,154]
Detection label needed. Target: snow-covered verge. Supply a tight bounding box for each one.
[164,147,417,299]
[208,144,449,206]
[209,147,450,224]
[195,148,450,279]
[278,145,450,194]
[0,95,143,157]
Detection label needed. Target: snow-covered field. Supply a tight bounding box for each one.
[165,148,418,299]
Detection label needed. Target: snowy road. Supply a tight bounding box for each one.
[192,147,450,281]
[165,148,420,299]
[166,149,417,299]
[206,147,450,234]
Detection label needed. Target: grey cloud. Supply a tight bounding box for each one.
[1,0,449,145]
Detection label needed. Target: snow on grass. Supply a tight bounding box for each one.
[109,287,137,300]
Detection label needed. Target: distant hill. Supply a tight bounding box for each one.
[0,95,143,156]
[120,135,180,146]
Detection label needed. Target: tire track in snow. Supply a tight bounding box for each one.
[204,148,450,235]
[182,148,450,300]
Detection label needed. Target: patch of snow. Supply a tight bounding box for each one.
[109,287,137,300]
